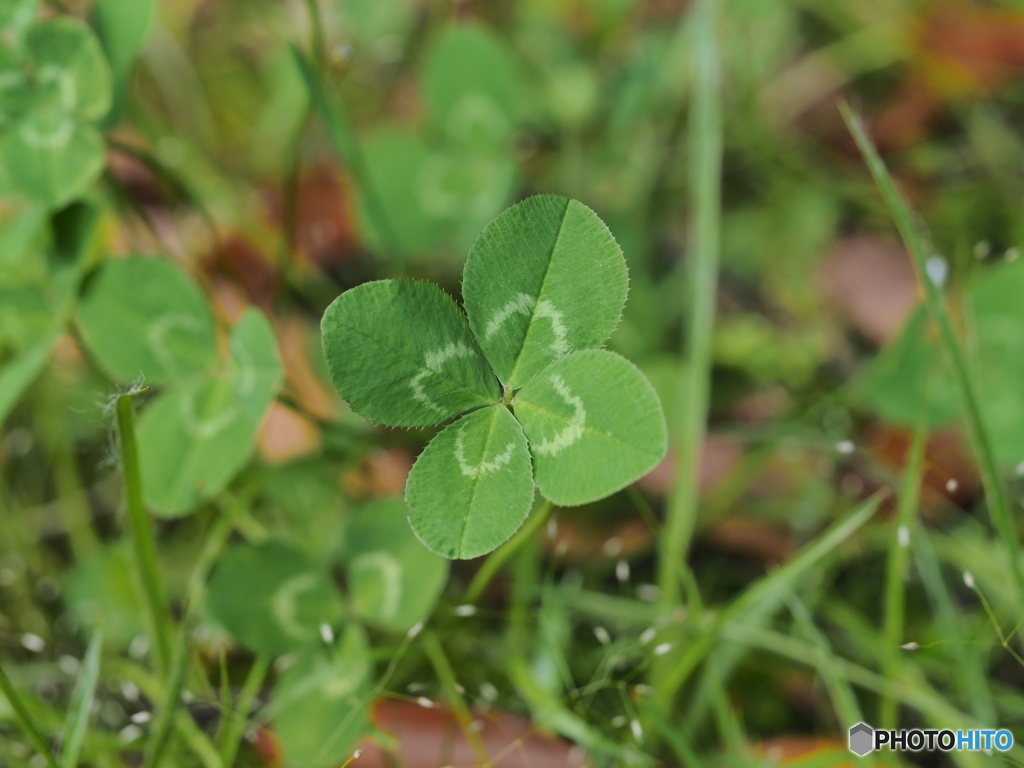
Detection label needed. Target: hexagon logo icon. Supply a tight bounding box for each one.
[849,722,874,756]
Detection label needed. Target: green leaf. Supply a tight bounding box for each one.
[422,24,519,148]
[0,0,37,47]
[405,404,535,559]
[359,129,452,253]
[137,309,282,516]
[0,328,58,427]
[345,498,449,632]
[321,279,499,427]
[59,627,102,768]
[64,543,145,650]
[77,256,218,386]
[969,260,1024,467]
[515,349,666,506]
[858,306,959,428]
[462,194,628,388]
[26,17,112,121]
[1,115,104,207]
[91,0,155,123]
[0,54,32,130]
[205,541,344,657]
[270,625,370,768]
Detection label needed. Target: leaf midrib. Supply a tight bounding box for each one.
[506,197,571,388]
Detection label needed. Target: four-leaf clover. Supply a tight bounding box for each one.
[322,194,668,558]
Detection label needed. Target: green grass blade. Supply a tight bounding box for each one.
[655,491,884,709]
[912,527,996,723]
[0,661,59,768]
[658,0,723,608]
[290,46,401,261]
[143,621,191,768]
[0,331,60,428]
[59,627,104,768]
[788,596,863,728]
[219,655,268,768]
[839,101,1024,600]
[115,392,172,675]
[879,416,926,729]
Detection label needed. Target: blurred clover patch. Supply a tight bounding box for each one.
[0,14,112,207]
[322,194,668,559]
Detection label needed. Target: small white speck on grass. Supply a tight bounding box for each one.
[121,681,140,702]
[964,571,975,589]
[974,240,991,260]
[319,623,334,644]
[454,683,465,694]
[640,627,657,645]
[925,255,948,287]
[468,719,484,733]
[602,537,623,557]
[616,560,630,582]
[901,642,919,650]
[636,584,660,602]
[835,440,855,455]
[417,697,435,708]
[21,633,44,653]
[131,711,151,724]
[654,643,673,656]
[631,719,643,741]
[274,654,296,672]
[1008,247,1020,262]
[1016,460,1024,476]
[611,715,627,727]
[181,690,194,703]
[455,604,476,617]
[407,622,423,638]
[129,635,149,660]
[946,478,959,493]
[119,724,143,743]
[547,519,558,539]
[352,749,363,759]
[407,682,427,693]
[633,684,653,695]
[480,682,498,702]
[593,626,611,645]
[897,525,910,548]
[58,655,80,676]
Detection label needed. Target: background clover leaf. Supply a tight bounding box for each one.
[205,540,344,657]
[78,256,218,385]
[321,278,500,427]
[462,194,628,389]
[137,308,283,516]
[422,24,520,150]
[405,404,535,559]
[514,349,667,506]
[0,17,112,207]
[345,498,449,632]
[269,625,370,768]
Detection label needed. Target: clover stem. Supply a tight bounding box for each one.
[464,499,553,604]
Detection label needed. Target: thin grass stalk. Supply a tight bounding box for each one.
[840,102,1024,600]
[291,47,403,262]
[0,662,59,768]
[464,499,552,604]
[421,631,489,765]
[143,621,191,768]
[658,0,723,608]
[59,627,104,768]
[654,491,883,710]
[879,416,926,730]
[219,655,269,768]
[115,393,172,675]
